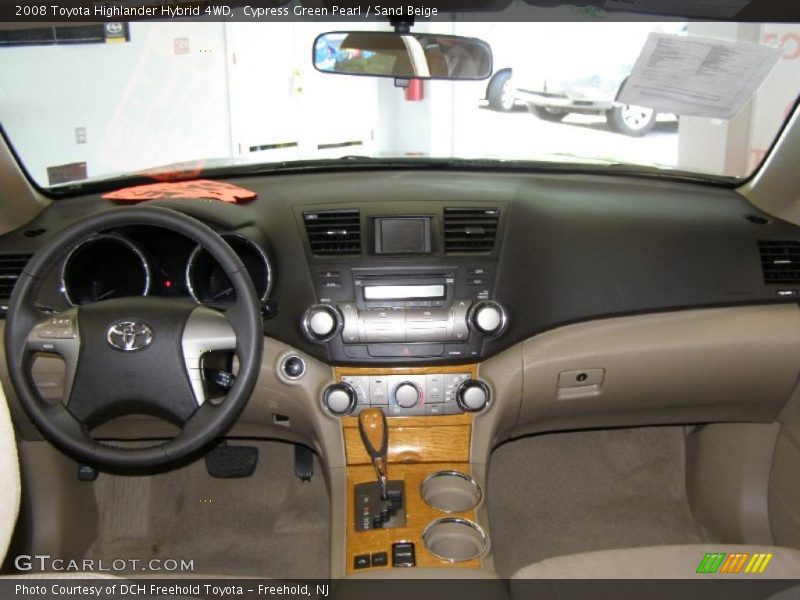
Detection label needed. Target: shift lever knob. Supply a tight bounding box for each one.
[358,407,389,500]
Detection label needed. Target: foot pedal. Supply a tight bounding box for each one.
[204,442,258,478]
[294,444,314,482]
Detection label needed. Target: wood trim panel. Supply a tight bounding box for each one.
[346,462,483,573]
[342,413,472,428]
[335,364,479,378]
[343,423,471,464]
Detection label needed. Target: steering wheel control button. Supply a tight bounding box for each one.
[392,542,416,567]
[36,317,77,339]
[456,379,491,412]
[303,304,341,342]
[469,300,507,337]
[558,368,605,388]
[323,382,357,416]
[281,355,306,380]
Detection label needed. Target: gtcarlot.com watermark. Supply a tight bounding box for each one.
[14,554,195,573]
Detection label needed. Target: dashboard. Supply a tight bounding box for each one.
[1,168,799,369]
[5,167,800,580]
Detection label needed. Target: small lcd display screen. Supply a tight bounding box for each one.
[363,285,446,300]
[375,217,431,254]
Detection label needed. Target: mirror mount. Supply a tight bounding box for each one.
[390,16,415,34]
[389,17,414,88]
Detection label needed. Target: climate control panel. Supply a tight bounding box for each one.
[322,373,490,417]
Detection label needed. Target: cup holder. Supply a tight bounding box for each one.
[422,517,490,562]
[420,470,482,513]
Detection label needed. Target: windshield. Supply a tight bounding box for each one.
[1,20,798,189]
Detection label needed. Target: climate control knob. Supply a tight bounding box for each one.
[393,381,422,409]
[323,382,357,416]
[456,379,490,412]
[302,304,341,342]
[469,301,507,337]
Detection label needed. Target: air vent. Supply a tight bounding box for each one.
[303,209,361,256]
[0,253,33,300]
[444,208,500,253]
[759,241,800,283]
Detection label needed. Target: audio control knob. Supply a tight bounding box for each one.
[302,304,341,342]
[393,381,422,409]
[456,379,490,412]
[469,301,507,337]
[323,382,357,416]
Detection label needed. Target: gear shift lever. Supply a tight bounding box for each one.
[358,407,389,499]
[353,407,406,531]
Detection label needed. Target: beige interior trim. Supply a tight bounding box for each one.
[0,132,49,236]
[515,304,800,436]
[15,439,98,562]
[510,544,800,579]
[6,305,800,577]
[687,422,781,545]
[0,378,20,560]
[472,304,800,463]
[739,100,800,225]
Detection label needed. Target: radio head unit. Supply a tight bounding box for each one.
[305,264,506,362]
[355,271,454,309]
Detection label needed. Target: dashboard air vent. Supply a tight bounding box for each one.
[444,208,500,253]
[303,209,361,256]
[0,253,33,300]
[759,241,800,283]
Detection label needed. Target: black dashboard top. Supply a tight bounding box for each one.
[1,169,798,365]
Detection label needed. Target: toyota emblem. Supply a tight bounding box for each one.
[106,320,153,352]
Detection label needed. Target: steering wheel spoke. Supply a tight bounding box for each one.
[26,309,81,403]
[181,307,237,406]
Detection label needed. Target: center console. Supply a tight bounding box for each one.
[299,208,503,572]
[326,365,492,573]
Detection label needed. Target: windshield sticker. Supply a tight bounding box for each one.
[617,32,782,119]
[46,162,87,186]
[605,0,751,19]
[102,180,257,204]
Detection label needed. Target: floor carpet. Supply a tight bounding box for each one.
[487,426,714,577]
[85,440,330,578]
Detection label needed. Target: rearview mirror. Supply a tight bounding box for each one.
[313,31,493,80]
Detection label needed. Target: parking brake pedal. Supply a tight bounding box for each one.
[204,442,258,478]
[294,444,314,482]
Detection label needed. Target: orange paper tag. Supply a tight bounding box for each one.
[102,180,257,204]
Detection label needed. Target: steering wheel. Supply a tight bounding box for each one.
[4,206,264,469]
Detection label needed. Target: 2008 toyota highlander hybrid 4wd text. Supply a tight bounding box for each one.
[0,2,799,599]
